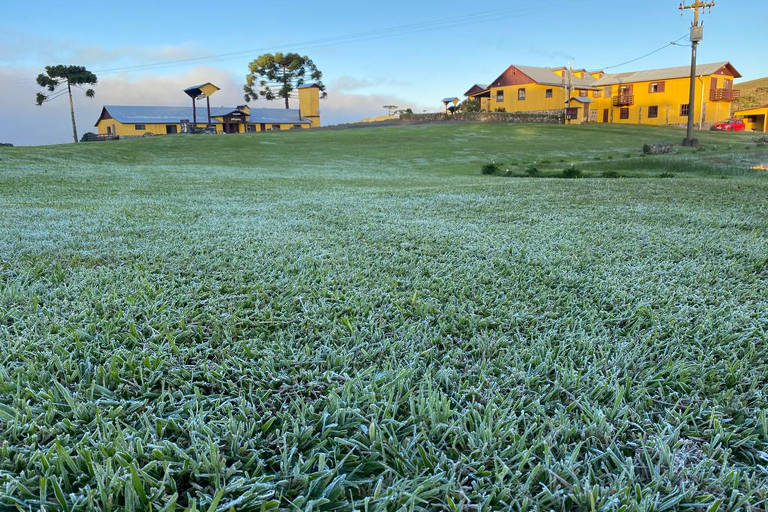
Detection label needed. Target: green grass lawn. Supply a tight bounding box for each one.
[1,123,767,511]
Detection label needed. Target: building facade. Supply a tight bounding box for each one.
[733,104,768,132]
[95,84,321,137]
[464,62,741,127]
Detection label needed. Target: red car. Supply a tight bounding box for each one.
[711,118,745,132]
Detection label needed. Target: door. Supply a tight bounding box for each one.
[166,125,178,134]
[603,109,609,123]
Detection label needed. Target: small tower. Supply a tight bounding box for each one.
[183,83,220,126]
[298,84,321,128]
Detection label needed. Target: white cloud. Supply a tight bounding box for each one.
[0,30,205,69]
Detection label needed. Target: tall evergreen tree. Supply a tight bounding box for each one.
[244,53,326,109]
[35,65,97,143]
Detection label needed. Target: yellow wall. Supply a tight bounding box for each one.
[565,100,593,125]
[484,83,567,113]
[472,71,737,127]
[589,75,734,126]
[734,106,768,132]
[299,87,321,127]
[97,119,310,136]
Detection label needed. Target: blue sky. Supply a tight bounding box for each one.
[1,0,766,145]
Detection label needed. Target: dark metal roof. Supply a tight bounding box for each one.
[246,108,311,124]
[463,84,490,96]
[98,106,311,125]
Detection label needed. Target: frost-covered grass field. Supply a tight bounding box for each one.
[1,123,767,511]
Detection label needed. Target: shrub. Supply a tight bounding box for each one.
[657,172,675,178]
[601,170,621,178]
[481,162,502,175]
[525,166,540,177]
[461,99,481,113]
[561,166,582,179]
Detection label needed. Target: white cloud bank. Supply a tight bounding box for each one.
[0,66,425,146]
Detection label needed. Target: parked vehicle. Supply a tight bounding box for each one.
[711,118,745,132]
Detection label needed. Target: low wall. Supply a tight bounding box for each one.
[400,111,564,124]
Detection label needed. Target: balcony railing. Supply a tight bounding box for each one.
[613,95,634,107]
[710,88,740,102]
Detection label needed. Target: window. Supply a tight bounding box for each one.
[546,89,553,98]
[246,124,256,132]
[293,124,303,129]
[680,104,690,117]
[566,108,579,121]
[620,108,630,120]
[649,81,665,93]
[605,86,613,97]
[518,88,526,101]
[134,124,146,130]
[272,125,281,130]
[496,90,504,102]
[593,89,602,98]
[648,106,659,118]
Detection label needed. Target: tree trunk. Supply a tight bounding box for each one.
[282,65,289,109]
[67,81,78,144]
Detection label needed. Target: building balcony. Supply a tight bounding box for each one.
[612,95,634,107]
[710,88,740,102]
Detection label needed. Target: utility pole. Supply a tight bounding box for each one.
[679,0,715,146]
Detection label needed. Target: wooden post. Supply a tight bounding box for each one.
[207,96,211,125]
[67,81,78,144]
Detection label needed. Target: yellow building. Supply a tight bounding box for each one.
[734,104,768,132]
[465,62,742,127]
[95,83,322,136]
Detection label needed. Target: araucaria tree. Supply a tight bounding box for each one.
[35,65,97,143]
[243,53,326,109]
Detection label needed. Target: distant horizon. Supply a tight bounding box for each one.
[2,0,766,145]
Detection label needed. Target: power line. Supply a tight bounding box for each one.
[602,34,689,70]
[89,5,545,75]
[14,4,552,87]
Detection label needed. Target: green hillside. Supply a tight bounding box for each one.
[1,124,767,511]
[735,76,768,110]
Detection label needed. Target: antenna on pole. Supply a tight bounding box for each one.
[679,1,715,146]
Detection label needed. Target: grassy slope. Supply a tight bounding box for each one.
[735,77,768,110]
[0,124,767,511]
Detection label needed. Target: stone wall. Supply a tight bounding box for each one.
[400,111,564,124]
